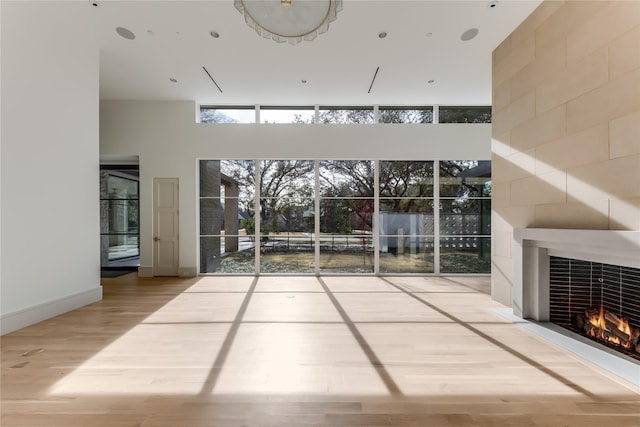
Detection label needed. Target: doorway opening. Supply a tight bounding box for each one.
[100,165,140,276]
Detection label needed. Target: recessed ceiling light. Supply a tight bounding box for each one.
[210,30,220,38]
[460,28,479,41]
[378,31,387,39]
[115,27,136,40]
[169,78,178,83]
[488,1,499,8]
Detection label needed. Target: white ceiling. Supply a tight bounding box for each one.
[85,0,542,105]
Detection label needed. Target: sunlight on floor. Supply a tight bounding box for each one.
[47,276,630,398]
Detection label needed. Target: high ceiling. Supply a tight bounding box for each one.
[85,0,542,105]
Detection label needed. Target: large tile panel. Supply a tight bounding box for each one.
[567,1,640,65]
[510,41,566,101]
[510,171,567,207]
[534,123,608,175]
[609,110,640,159]
[492,92,536,137]
[566,68,640,134]
[566,154,640,202]
[534,0,609,57]
[535,46,608,115]
[510,0,565,48]
[511,105,566,152]
[609,197,640,230]
[609,26,640,81]
[534,200,609,229]
[491,149,535,184]
[493,35,535,88]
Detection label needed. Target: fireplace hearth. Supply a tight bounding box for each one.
[511,229,640,384]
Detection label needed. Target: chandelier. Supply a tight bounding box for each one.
[234,0,343,45]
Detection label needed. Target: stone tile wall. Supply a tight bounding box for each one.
[491,0,640,305]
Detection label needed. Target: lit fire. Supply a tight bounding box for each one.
[587,306,606,330]
[618,317,632,337]
[586,306,632,350]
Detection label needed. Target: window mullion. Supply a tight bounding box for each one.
[254,160,261,274]
[434,160,440,275]
[374,160,380,274]
[314,160,321,275]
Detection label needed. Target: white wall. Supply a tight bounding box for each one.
[100,100,491,275]
[1,2,101,334]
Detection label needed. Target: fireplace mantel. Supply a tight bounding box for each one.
[513,228,640,321]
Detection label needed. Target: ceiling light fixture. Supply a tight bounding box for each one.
[210,30,220,38]
[378,31,387,39]
[234,0,342,45]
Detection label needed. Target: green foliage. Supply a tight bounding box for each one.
[240,217,255,235]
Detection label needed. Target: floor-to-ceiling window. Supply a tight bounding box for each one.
[439,161,491,273]
[199,160,490,275]
[319,161,375,273]
[378,161,434,273]
[199,160,256,273]
[259,160,315,273]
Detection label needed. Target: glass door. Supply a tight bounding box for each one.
[100,166,140,268]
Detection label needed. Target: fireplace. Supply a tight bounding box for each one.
[549,256,640,360]
[513,229,640,362]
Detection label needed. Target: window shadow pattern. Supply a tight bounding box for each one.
[193,276,600,399]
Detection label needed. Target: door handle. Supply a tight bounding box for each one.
[154,236,160,241]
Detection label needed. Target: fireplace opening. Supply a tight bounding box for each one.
[549,256,640,361]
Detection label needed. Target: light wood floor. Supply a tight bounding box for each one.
[2,275,639,427]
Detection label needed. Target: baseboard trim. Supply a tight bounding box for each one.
[178,266,197,277]
[138,266,153,277]
[1,286,103,335]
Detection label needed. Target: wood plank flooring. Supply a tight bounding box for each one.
[2,275,639,426]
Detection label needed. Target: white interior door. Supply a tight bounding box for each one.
[153,178,179,276]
